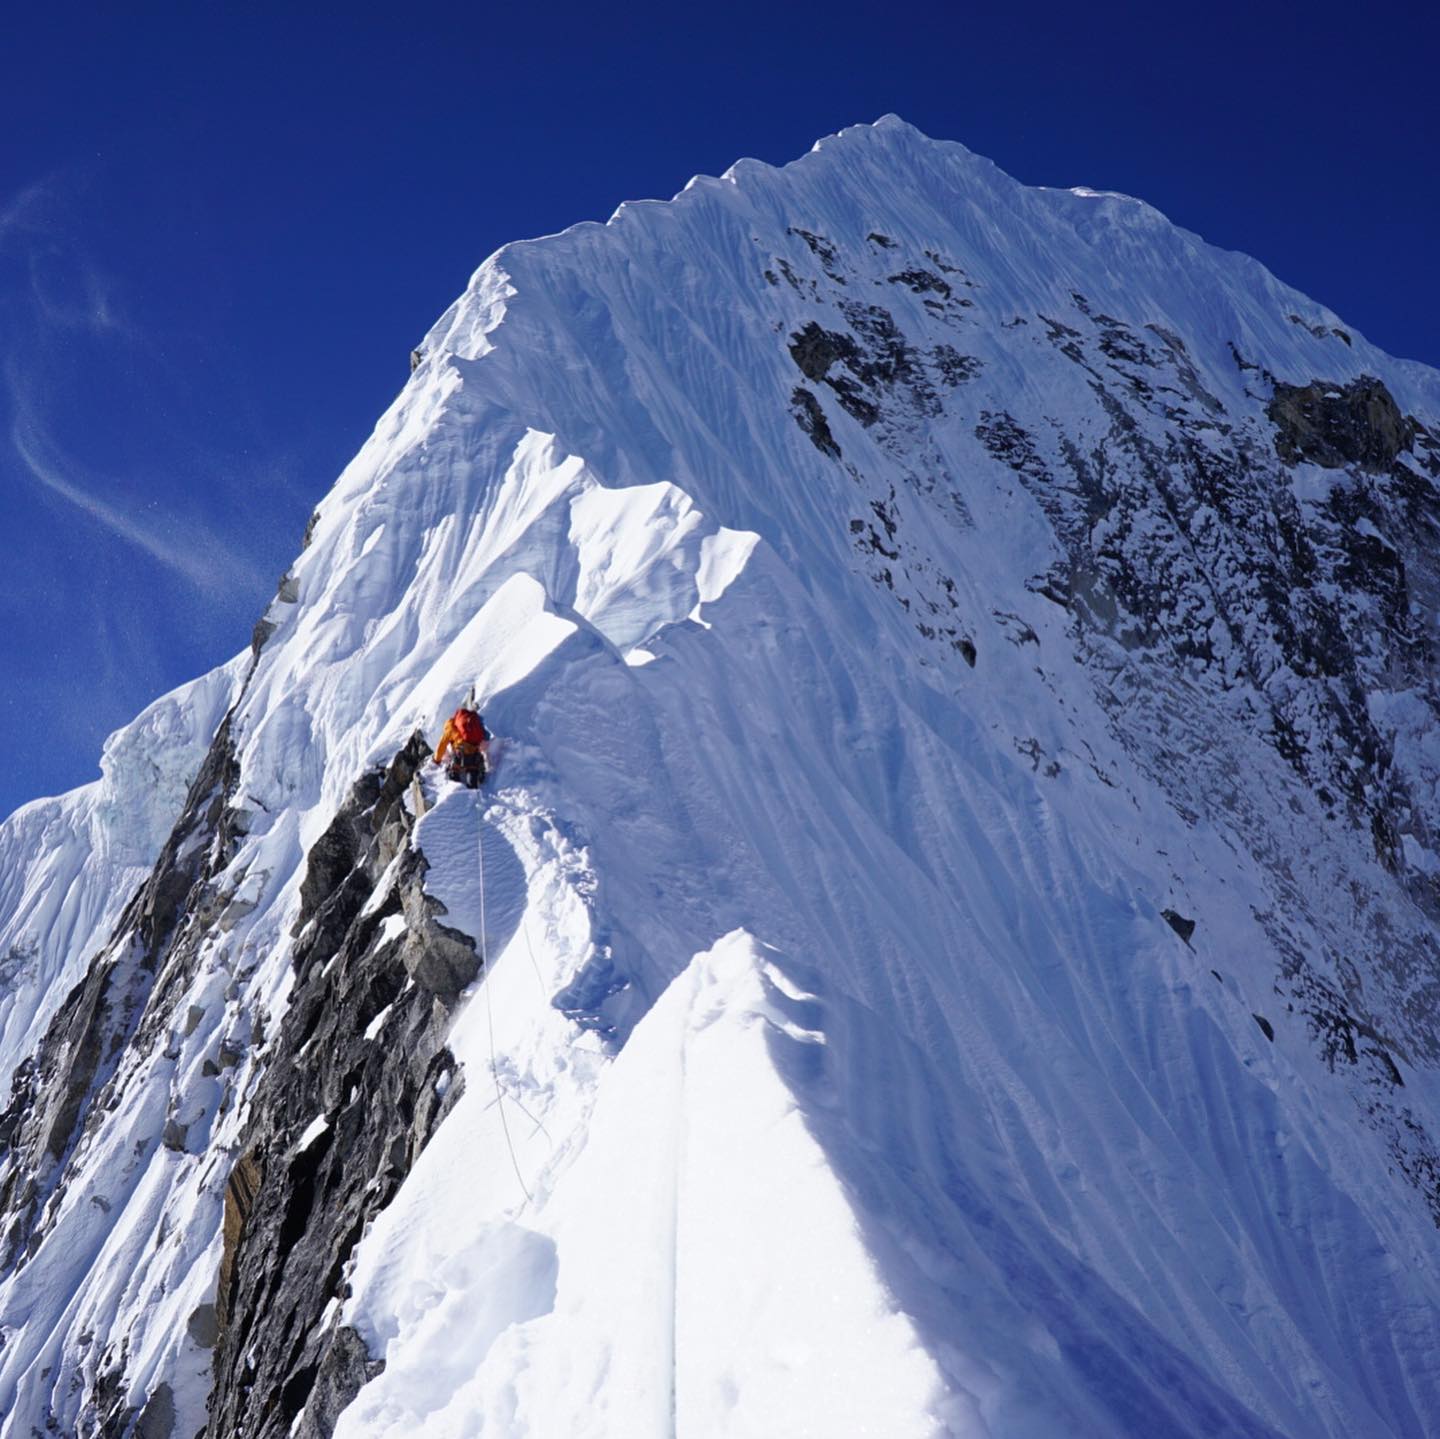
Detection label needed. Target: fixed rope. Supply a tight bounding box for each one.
[478,798,532,1205]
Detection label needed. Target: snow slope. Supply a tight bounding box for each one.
[0,657,244,1093]
[3,117,1440,1437]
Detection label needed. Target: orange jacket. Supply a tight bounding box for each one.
[434,716,490,764]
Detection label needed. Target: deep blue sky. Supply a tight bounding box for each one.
[3,1,1437,819]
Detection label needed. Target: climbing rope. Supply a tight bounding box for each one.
[471,775,608,1206]
[520,904,551,1005]
[478,799,532,1205]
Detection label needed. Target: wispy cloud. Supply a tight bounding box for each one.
[26,250,129,336]
[0,179,49,243]
[0,175,132,339]
[0,168,303,816]
[0,169,284,604]
[10,404,269,599]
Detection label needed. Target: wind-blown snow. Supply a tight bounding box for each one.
[3,115,1440,1437]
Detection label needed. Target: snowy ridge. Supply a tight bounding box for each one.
[2,117,1440,1437]
[337,932,959,1437]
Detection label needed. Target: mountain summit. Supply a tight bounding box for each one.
[3,117,1440,1438]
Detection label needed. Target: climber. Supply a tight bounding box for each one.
[433,695,490,789]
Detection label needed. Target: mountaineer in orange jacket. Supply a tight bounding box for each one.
[434,701,490,788]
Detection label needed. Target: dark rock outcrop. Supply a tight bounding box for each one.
[217,1150,263,1331]
[0,716,243,1271]
[134,1382,175,1439]
[1162,909,1196,945]
[205,732,474,1439]
[296,1326,385,1437]
[1268,376,1413,472]
[791,386,841,458]
[0,715,485,1435]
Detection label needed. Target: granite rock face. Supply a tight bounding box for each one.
[207,732,471,1439]
[1269,375,1414,472]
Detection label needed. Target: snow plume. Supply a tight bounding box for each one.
[3,117,1440,1439]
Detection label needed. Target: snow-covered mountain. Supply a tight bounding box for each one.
[4,115,1440,1438]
